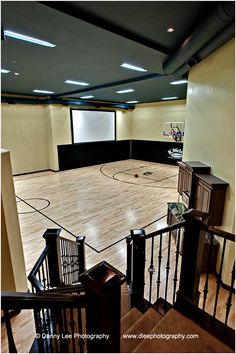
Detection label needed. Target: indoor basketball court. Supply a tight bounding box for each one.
[14,159,179,274]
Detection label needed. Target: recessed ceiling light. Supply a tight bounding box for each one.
[80,95,94,99]
[1,69,10,73]
[65,80,89,86]
[116,89,134,94]
[161,96,178,100]
[126,100,139,104]
[33,89,54,94]
[14,72,20,76]
[4,30,56,47]
[170,79,188,85]
[121,63,147,72]
[167,27,175,33]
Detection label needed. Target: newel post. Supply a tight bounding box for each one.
[43,228,63,287]
[80,261,125,353]
[176,209,209,314]
[129,229,146,308]
[76,236,86,273]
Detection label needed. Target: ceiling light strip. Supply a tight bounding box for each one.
[33,89,54,94]
[161,96,178,100]
[116,89,134,94]
[170,79,188,85]
[65,80,90,86]
[121,63,147,72]
[4,30,56,47]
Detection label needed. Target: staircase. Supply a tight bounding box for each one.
[2,213,235,353]
[120,285,233,353]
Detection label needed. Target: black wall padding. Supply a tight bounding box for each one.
[58,140,183,171]
[131,140,183,166]
[58,140,131,170]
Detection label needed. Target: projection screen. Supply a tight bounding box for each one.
[71,109,116,143]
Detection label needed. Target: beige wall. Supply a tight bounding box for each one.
[47,105,72,171]
[116,110,131,140]
[183,39,235,231]
[1,104,131,174]
[1,104,50,174]
[130,100,186,142]
[183,39,235,285]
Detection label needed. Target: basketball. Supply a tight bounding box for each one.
[135,174,139,178]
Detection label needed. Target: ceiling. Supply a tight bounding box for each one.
[1,1,235,109]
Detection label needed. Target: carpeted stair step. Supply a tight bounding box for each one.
[121,308,163,353]
[133,308,233,353]
[121,307,143,335]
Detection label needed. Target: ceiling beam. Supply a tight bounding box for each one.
[52,73,162,98]
[39,1,171,55]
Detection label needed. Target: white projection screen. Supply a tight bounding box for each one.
[71,109,116,143]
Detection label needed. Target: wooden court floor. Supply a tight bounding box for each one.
[13,159,179,275]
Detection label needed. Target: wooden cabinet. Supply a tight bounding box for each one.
[177,161,211,207]
[194,174,228,226]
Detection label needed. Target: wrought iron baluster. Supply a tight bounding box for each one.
[156,233,163,303]
[77,307,85,352]
[224,262,235,329]
[69,307,76,353]
[172,227,181,304]
[45,255,50,289]
[4,309,17,353]
[61,240,67,285]
[164,231,172,312]
[41,261,47,290]
[202,233,214,312]
[34,309,45,353]
[69,242,73,285]
[51,311,59,353]
[126,236,132,285]
[148,236,155,303]
[42,307,49,353]
[213,238,227,323]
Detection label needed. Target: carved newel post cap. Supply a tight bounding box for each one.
[43,228,61,239]
[182,209,209,223]
[80,261,126,295]
[130,229,145,239]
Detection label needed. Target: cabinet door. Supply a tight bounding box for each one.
[194,180,211,213]
[185,170,192,195]
[194,181,203,211]
[177,166,185,194]
[201,185,211,213]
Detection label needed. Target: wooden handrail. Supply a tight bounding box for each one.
[201,224,235,242]
[28,246,49,277]
[1,291,87,310]
[145,220,186,239]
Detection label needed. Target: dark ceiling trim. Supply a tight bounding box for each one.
[39,1,171,55]
[1,96,134,110]
[52,73,162,98]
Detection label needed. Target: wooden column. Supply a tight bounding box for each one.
[80,261,125,353]
[176,209,209,314]
[1,149,28,293]
[130,229,146,308]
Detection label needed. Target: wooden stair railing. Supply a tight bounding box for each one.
[28,228,86,292]
[127,209,235,349]
[2,261,126,353]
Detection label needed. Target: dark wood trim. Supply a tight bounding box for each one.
[202,224,235,242]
